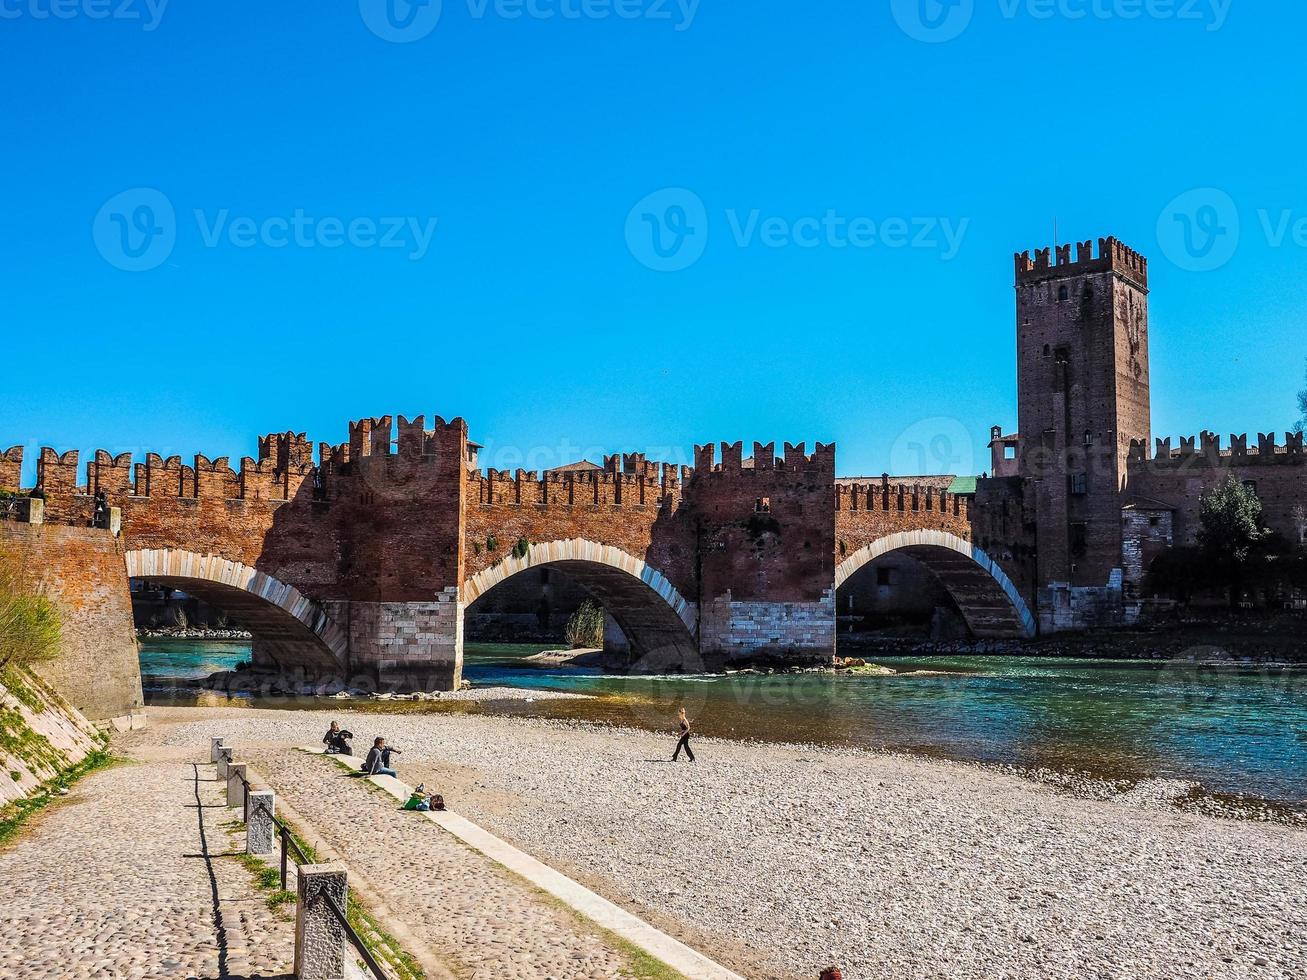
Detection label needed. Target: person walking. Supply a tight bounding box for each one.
[672,707,695,762]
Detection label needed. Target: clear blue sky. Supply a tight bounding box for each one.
[2,0,1304,484]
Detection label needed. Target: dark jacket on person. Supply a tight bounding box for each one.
[361,746,396,774]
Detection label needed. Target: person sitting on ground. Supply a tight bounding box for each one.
[401,783,446,812]
[361,737,399,777]
[322,721,353,755]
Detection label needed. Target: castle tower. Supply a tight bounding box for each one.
[1014,237,1150,588]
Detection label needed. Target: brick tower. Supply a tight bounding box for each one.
[1015,237,1150,589]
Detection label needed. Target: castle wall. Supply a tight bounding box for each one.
[1126,432,1307,548]
[0,522,144,727]
[1016,238,1150,591]
[692,441,836,662]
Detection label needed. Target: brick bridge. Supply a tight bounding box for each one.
[0,416,1033,691]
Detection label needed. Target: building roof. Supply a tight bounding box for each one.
[1122,493,1178,512]
[947,476,979,495]
[836,475,956,490]
[546,460,602,474]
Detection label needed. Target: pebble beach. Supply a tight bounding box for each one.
[149,705,1307,980]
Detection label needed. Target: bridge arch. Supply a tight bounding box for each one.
[463,539,699,668]
[125,548,349,674]
[835,530,1035,639]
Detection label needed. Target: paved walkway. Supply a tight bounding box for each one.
[0,743,294,980]
[243,746,651,980]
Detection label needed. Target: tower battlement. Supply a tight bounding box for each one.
[1015,236,1148,289]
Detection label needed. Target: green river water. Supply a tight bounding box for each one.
[140,639,1307,810]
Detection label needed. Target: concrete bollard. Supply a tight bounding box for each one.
[295,863,349,980]
[217,746,233,779]
[226,764,247,810]
[247,791,276,856]
[210,736,226,763]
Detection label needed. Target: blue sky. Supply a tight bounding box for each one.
[2,0,1304,484]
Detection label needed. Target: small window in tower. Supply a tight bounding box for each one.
[1070,473,1088,495]
[1004,445,1017,460]
[1084,430,1093,446]
[1070,523,1088,558]
[755,497,771,513]
[1054,346,1071,365]
[1058,285,1069,301]
[1148,515,1160,528]
[1043,344,1051,356]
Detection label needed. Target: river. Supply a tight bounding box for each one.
[139,638,1307,810]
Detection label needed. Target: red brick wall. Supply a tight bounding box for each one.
[692,441,834,604]
[1016,237,1151,588]
[463,463,696,596]
[0,523,143,723]
[835,479,973,565]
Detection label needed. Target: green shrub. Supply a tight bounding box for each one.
[564,600,605,649]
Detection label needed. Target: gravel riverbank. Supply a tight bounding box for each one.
[148,705,1307,980]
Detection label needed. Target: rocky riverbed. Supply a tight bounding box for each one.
[148,705,1307,980]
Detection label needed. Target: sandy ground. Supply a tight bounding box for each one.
[146,705,1307,980]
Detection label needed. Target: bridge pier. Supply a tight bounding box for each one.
[321,593,464,693]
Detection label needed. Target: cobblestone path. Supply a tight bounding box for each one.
[0,743,294,980]
[243,747,642,980]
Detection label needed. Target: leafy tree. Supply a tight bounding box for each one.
[1197,475,1269,605]
[0,545,61,671]
[564,600,605,649]
[1198,475,1267,563]
[1298,359,1307,432]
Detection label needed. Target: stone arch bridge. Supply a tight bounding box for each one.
[0,415,1033,693]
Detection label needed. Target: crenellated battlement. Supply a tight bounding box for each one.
[835,478,971,519]
[1129,430,1306,468]
[0,446,22,493]
[1014,236,1148,289]
[470,459,688,508]
[692,440,836,476]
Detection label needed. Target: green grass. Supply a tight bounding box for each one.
[0,750,121,850]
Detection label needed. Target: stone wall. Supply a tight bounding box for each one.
[0,522,144,726]
[0,666,102,810]
[693,441,836,661]
[1126,432,1307,548]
